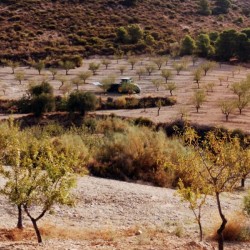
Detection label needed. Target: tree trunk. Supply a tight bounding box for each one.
[17,205,23,229]
[226,114,229,121]
[157,107,160,116]
[216,192,227,250]
[241,178,245,188]
[31,218,42,243]
[198,220,203,242]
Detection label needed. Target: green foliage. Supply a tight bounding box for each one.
[214,0,231,14]
[215,29,250,61]
[198,0,211,16]
[196,33,215,57]
[180,35,196,55]
[28,81,55,117]
[67,91,97,116]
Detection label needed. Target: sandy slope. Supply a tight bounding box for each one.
[0,176,250,249]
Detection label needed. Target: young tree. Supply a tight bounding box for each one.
[179,128,245,250]
[193,68,203,88]
[128,57,138,70]
[88,62,100,75]
[14,71,25,84]
[72,77,83,91]
[59,60,75,75]
[145,64,156,76]
[219,100,235,121]
[177,180,207,241]
[165,82,177,96]
[200,61,217,76]
[173,62,185,75]
[156,99,162,116]
[101,59,111,69]
[49,68,58,80]
[192,90,206,113]
[231,81,250,101]
[235,96,249,115]
[1,134,79,243]
[204,82,215,93]
[57,75,68,90]
[136,68,145,80]
[161,69,172,83]
[119,65,126,75]
[33,60,45,75]
[153,57,165,70]
[152,79,162,91]
[6,60,19,74]
[78,71,92,84]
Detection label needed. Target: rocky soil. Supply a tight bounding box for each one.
[0,176,250,249]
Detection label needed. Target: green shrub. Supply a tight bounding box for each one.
[67,91,97,116]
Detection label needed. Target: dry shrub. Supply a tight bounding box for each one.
[0,228,35,241]
[40,223,139,241]
[90,126,181,187]
[211,213,250,242]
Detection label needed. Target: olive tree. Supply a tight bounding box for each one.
[161,69,172,83]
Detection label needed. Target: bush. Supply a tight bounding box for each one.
[89,126,177,187]
[32,93,55,117]
[67,91,97,116]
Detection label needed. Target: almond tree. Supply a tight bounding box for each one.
[219,100,235,121]
[193,68,202,88]
[200,61,217,76]
[192,90,206,112]
[49,68,58,80]
[88,62,100,75]
[119,65,126,75]
[14,71,25,84]
[152,79,162,91]
[0,132,80,243]
[145,64,156,76]
[33,60,45,75]
[6,60,20,74]
[101,59,111,69]
[161,69,172,83]
[173,62,185,75]
[60,60,75,75]
[165,82,177,96]
[136,68,145,80]
[128,57,138,70]
[235,96,249,115]
[153,57,165,70]
[178,127,246,249]
[78,71,92,84]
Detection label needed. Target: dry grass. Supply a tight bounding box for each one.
[210,213,250,242]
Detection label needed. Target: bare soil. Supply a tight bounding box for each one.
[0,56,249,133]
[0,176,250,249]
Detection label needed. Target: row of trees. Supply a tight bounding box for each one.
[180,29,250,61]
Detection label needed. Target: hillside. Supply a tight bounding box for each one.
[1,176,250,249]
[0,0,249,59]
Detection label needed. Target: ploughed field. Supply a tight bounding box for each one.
[0,56,249,132]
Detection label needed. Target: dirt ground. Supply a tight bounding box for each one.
[0,56,249,133]
[1,176,250,249]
